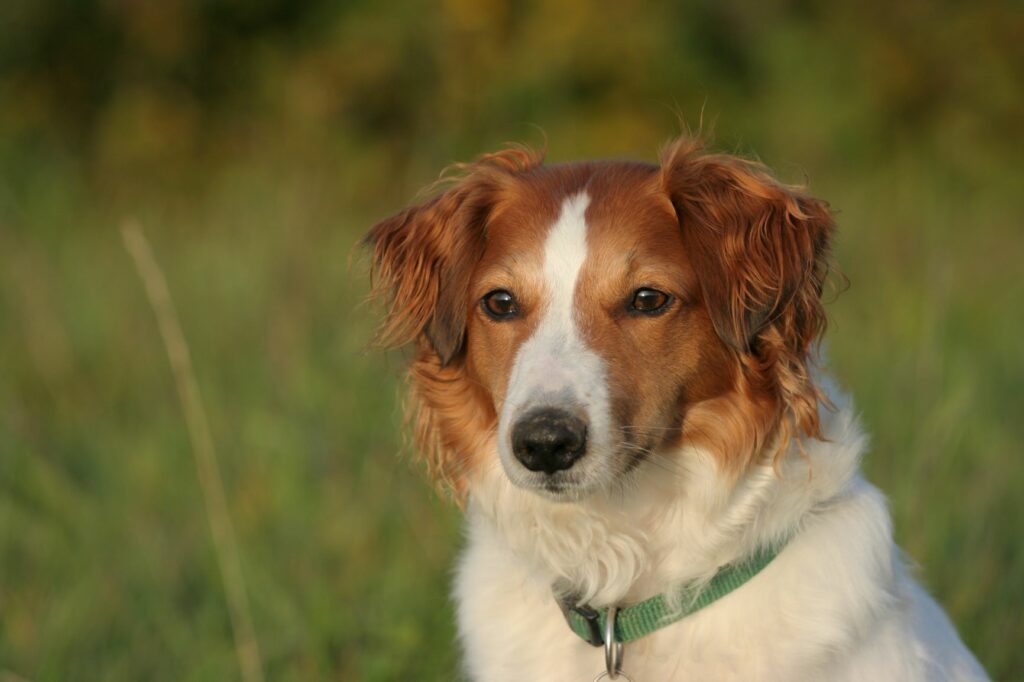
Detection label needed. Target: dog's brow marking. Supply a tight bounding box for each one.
[505,190,603,404]
[542,192,590,335]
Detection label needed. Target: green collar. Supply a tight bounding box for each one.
[558,545,784,647]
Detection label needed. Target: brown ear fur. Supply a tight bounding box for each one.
[661,136,836,449]
[364,181,487,365]
[364,147,543,492]
[364,148,542,364]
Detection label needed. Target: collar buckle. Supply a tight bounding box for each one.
[557,597,604,647]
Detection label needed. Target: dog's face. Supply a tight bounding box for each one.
[465,168,733,499]
[366,138,833,501]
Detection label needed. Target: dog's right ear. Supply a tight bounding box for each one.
[363,178,491,366]
[365,148,544,365]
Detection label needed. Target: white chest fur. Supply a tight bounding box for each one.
[454,392,987,681]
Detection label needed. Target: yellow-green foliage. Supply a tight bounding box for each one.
[1,1,1021,679]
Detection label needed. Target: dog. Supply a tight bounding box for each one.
[364,136,988,681]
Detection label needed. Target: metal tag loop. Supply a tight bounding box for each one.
[603,605,625,679]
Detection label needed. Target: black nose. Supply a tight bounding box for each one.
[511,408,588,474]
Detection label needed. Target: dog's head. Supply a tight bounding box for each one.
[365,137,835,501]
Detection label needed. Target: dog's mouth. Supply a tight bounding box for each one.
[541,479,573,496]
[515,469,589,497]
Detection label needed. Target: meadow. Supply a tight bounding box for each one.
[1,2,1021,679]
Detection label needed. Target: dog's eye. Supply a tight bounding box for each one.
[630,288,671,315]
[482,290,519,320]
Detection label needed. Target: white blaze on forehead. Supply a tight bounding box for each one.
[497,191,614,477]
[542,192,591,331]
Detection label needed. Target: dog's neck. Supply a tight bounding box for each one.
[467,380,866,607]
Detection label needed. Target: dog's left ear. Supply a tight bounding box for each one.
[661,137,835,357]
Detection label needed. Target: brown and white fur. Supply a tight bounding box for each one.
[364,137,987,681]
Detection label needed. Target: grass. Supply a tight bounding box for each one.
[0,156,462,680]
[121,222,263,682]
[1,137,1021,680]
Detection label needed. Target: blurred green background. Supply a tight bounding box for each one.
[1,1,1021,680]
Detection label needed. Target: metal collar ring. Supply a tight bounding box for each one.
[604,606,623,679]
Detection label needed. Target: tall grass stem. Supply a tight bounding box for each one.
[121,222,264,682]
